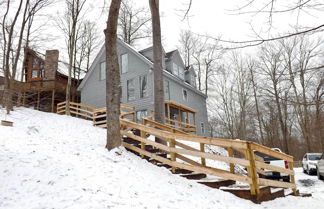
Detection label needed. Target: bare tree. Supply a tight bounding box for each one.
[57,0,87,114]
[105,0,122,150]
[118,0,151,46]
[247,58,265,144]
[178,30,194,67]
[1,0,51,114]
[149,0,166,145]
[258,43,291,154]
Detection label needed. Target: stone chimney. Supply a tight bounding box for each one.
[44,50,59,81]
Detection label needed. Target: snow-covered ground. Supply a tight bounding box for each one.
[1,108,323,209]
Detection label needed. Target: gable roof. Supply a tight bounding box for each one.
[165,50,176,59]
[165,49,185,68]
[78,39,153,90]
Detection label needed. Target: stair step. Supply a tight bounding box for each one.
[198,179,236,188]
[123,137,140,145]
[171,168,193,174]
[156,164,172,169]
[181,173,207,180]
[148,157,170,165]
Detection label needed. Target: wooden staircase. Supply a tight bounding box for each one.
[122,133,290,203]
[56,101,304,204]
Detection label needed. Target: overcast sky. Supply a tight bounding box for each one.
[34,0,323,60]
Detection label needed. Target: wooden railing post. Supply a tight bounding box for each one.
[140,130,146,158]
[200,143,206,167]
[288,161,298,195]
[227,147,235,173]
[245,142,260,196]
[170,138,176,173]
[140,119,147,158]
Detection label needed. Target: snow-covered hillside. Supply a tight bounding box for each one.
[0,108,323,209]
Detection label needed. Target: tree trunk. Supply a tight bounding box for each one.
[105,0,122,150]
[149,0,166,145]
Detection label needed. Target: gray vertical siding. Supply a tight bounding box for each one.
[79,42,209,136]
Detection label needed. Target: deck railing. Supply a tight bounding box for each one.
[56,101,297,196]
[121,118,297,196]
[56,101,136,127]
[165,118,196,133]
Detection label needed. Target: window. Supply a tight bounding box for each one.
[182,89,188,101]
[139,75,148,98]
[164,80,170,100]
[172,63,179,76]
[190,74,196,86]
[200,122,205,134]
[99,61,106,80]
[121,53,128,73]
[127,79,135,101]
[179,67,184,80]
[136,109,148,123]
[32,69,38,78]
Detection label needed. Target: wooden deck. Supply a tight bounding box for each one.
[56,101,301,203]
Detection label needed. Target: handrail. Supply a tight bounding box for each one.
[165,118,196,128]
[55,101,297,196]
[120,118,297,194]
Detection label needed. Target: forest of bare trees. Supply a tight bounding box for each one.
[204,35,324,159]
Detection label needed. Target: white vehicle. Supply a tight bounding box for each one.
[255,148,290,182]
[302,153,322,175]
[316,153,324,180]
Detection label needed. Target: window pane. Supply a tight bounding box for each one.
[191,74,196,86]
[179,67,184,79]
[140,75,148,98]
[127,79,135,101]
[182,89,187,101]
[136,110,148,123]
[99,62,106,80]
[121,54,128,73]
[172,63,178,76]
[164,80,170,100]
[201,122,205,133]
[32,70,38,78]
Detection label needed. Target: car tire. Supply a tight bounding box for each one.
[283,176,290,182]
[306,166,310,175]
[318,168,324,180]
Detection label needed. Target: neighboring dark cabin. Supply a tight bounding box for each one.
[20,48,81,112]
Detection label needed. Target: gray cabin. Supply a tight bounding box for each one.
[78,39,209,136]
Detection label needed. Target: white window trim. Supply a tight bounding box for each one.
[121,53,128,74]
[99,61,106,80]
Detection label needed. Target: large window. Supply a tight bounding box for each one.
[99,61,106,80]
[127,79,135,101]
[182,89,188,101]
[164,80,170,100]
[200,122,205,134]
[121,53,128,73]
[136,109,148,123]
[139,75,148,98]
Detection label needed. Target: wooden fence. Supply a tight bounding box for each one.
[56,101,297,197]
[56,101,136,126]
